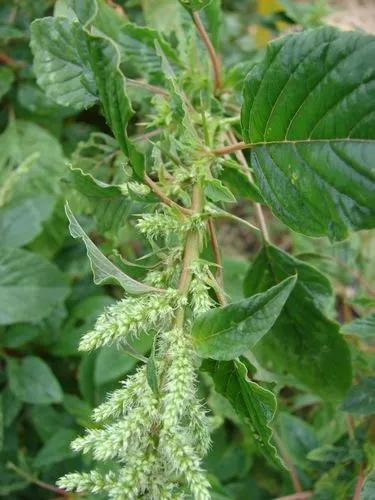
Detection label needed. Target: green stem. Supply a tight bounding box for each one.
[175,183,204,328]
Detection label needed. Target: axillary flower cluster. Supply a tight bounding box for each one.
[59,157,219,498]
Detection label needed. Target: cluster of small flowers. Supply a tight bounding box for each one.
[144,248,182,288]
[136,211,185,241]
[119,181,151,197]
[190,263,216,315]
[137,211,206,243]
[79,290,182,351]
[58,329,211,499]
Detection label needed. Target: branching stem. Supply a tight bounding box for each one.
[175,184,204,328]
[143,173,193,215]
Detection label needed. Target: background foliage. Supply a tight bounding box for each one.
[0,0,374,498]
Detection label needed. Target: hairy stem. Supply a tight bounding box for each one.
[175,184,204,328]
[212,141,248,155]
[192,12,222,92]
[144,173,193,215]
[207,218,224,292]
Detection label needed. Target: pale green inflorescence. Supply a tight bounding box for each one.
[59,328,211,499]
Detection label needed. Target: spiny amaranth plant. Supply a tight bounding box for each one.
[27,0,375,498]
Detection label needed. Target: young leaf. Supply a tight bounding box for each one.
[30,17,97,110]
[202,357,284,468]
[7,356,63,404]
[341,377,375,416]
[118,23,180,78]
[192,275,296,360]
[65,202,160,295]
[33,428,77,468]
[244,244,352,400]
[0,248,69,325]
[241,27,375,241]
[205,178,236,203]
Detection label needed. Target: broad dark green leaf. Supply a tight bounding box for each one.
[341,377,375,416]
[277,413,318,470]
[203,357,284,468]
[1,324,41,348]
[29,405,74,442]
[341,313,375,340]
[7,356,63,404]
[30,17,97,110]
[1,386,22,428]
[241,27,375,240]
[0,195,55,247]
[33,428,76,468]
[0,120,66,201]
[244,244,352,400]
[65,202,159,294]
[0,248,69,325]
[192,275,296,360]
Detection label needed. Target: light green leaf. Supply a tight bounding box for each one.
[341,377,375,416]
[70,166,123,198]
[65,202,159,294]
[0,120,66,203]
[0,195,55,247]
[17,82,76,118]
[244,244,352,400]
[117,22,180,78]
[192,275,296,360]
[205,178,236,203]
[0,67,14,100]
[341,313,375,340]
[241,27,375,240]
[202,357,284,468]
[33,428,77,468]
[7,356,63,404]
[30,17,97,110]
[0,248,69,325]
